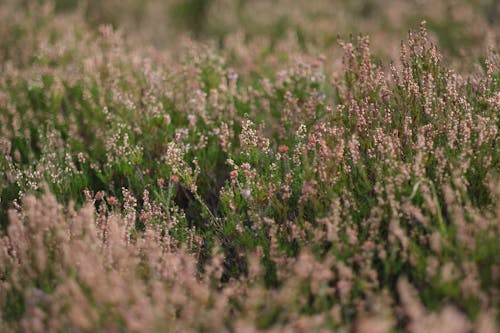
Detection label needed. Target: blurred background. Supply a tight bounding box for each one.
[2,0,499,69]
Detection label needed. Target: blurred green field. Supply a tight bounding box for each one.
[5,0,499,62]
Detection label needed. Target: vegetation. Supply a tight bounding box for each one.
[0,1,499,332]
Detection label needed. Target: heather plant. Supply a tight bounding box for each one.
[1,1,499,332]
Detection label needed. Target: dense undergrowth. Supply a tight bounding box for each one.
[0,1,499,332]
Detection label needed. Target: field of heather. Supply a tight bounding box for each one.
[0,1,499,332]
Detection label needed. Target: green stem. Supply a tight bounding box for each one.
[408,178,447,237]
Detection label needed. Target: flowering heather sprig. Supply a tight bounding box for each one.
[104,122,143,169]
[239,119,258,156]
